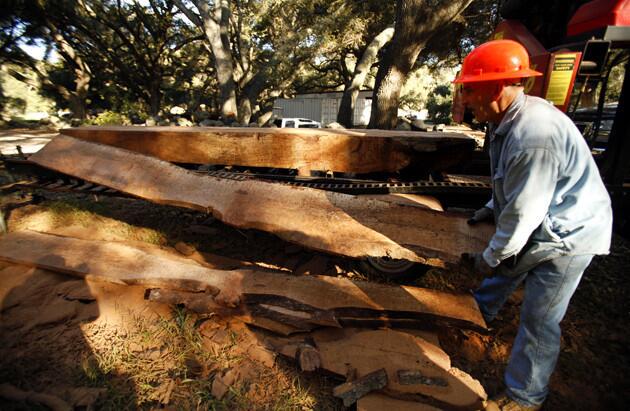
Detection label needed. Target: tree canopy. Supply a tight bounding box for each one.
[1,0,501,127]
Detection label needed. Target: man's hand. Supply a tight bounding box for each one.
[461,252,495,277]
[467,206,493,225]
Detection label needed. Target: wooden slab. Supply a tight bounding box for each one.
[357,393,443,411]
[61,126,476,173]
[145,288,318,335]
[274,329,486,409]
[29,135,494,266]
[0,231,486,331]
[360,194,443,211]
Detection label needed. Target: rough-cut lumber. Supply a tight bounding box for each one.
[333,368,388,407]
[60,126,476,173]
[145,288,317,335]
[0,231,486,331]
[362,194,444,211]
[398,370,449,387]
[270,329,486,409]
[29,135,494,266]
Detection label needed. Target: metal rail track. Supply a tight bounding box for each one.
[0,177,126,196]
[1,156,491,198]
[204,170,492,195]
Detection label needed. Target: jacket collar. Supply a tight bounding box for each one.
[490,90,526,141]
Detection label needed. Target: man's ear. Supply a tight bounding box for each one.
[491,81,505,101]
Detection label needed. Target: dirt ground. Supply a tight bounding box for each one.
[1,185,629,409]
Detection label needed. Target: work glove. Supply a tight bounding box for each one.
[467,206,493,225]
[461,252,495,277]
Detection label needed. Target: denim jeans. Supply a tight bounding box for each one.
[474,254,593,407]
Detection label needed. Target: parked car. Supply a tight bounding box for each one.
[273,118,321,128]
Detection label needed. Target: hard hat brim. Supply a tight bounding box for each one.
[453,68,543,84]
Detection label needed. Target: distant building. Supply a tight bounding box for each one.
[273,91,428,127]
[273,91,373,127]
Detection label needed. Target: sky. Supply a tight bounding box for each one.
[19,40,59,63]
[20,44,46,60]
[15,0,153,63]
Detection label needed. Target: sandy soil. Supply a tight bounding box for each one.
[0,129,57,155]
[0,184,628,409]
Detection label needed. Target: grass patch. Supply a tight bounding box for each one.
[46,199,110,226]
[18,199,167,245]
[271,377,317,410]
[81,308,241,409]
[81,309,211,409]
[77,307,327,410]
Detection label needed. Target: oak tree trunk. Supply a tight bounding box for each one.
[202,0,238,119]
[237,72,267,125]
[369,0,473,130]
[338,27,394,128]
[175,0,239,119]
[144,72,162,117]
[47,18,92,120]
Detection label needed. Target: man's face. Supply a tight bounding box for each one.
[461,81,501,123]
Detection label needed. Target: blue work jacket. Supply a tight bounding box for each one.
[482,91,612,273]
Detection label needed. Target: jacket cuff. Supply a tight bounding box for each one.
[482,247,501,268]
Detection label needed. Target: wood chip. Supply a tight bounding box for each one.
[333,368,388,407]
[246,345,276,368]
[211,369,238,400]
[297,343,321,372]
[174,241,196,256]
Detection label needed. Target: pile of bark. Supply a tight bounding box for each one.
[0,230,487,409]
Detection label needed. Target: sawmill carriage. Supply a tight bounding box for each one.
[0,125,492,278]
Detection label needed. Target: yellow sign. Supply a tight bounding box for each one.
[545,53,579,106]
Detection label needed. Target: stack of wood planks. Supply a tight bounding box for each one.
[28,134,494,268]
[6,128,496,407]
[0,230,487,409]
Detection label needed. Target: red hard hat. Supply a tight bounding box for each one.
[453,39,542,83]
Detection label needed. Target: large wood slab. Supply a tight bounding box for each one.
[273,329,486,409]
[60,126,476,173]
[29,135,494,266]
[0,231,486,331]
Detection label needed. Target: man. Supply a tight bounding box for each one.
[455,40,613,410]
